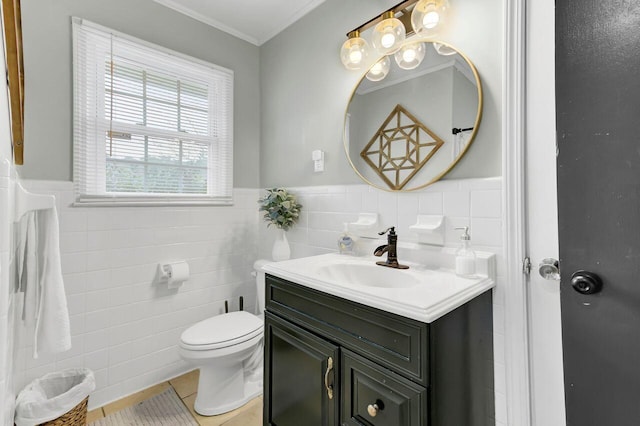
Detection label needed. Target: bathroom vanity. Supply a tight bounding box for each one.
[262,254,495,426]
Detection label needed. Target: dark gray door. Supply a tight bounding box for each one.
[556,1,640,425]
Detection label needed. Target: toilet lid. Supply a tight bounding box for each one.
[180,311,263,350]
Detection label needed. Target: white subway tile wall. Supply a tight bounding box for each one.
[6,178,505,424]
[0,160,14,426]
[11,181,260,410]
[258,177,506,424]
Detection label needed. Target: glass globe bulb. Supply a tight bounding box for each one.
[366,56,391,82]
[411,0,448,37]
[371,12,406,55]
[340,32,370,70]
[381,32,397,49]
[422,10,440,29]
[403,49,416,62]
[394,42,426,70]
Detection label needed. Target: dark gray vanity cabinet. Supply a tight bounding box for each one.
[264,274,494,426]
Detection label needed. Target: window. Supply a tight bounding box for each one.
[72,18,233,205]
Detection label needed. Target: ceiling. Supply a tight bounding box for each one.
[153,0,327,46]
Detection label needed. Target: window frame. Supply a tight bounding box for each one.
[72,17,234,206]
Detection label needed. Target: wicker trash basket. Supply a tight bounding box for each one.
[37,397,88,426]
[15,368,95,426]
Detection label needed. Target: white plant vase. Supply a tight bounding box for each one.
[272,229,291,261]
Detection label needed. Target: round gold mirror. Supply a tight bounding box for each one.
[343,40,483,191]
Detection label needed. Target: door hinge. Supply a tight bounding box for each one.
[523,257,532,276]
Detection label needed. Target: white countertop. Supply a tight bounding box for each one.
[262,252,496,323]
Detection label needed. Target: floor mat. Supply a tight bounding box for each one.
[89,387,198,425]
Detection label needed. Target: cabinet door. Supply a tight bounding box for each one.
[264,312,339,426]
[342,349,427,426]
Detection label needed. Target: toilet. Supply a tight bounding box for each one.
[178,260,269,416]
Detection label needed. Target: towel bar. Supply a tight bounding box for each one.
[14,182,55,222]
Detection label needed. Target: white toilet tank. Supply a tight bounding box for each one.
[253,259,271,315]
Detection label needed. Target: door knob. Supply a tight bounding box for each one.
[571,270,603,294]
[538,258,560,280]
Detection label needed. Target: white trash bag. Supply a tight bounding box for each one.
[15,368,95,426]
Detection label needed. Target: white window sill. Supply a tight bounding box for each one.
[73,194,233,207]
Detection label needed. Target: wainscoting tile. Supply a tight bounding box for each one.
[84,349,109,371]
[418,192,443,215]
[471,190,502,218]
[443,191,470,217]
[471,218,503,247]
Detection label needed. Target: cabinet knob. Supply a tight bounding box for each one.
[367,400,384,417]
[367,403,379,417]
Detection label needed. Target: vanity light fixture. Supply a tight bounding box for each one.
[371,11,406,55]
[411,0,449,37]
[366,56,391,82]
[340,30,370,70]
[394,41,426,70]
[340,0,449,79]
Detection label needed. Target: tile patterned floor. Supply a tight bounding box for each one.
[86,370,262,426]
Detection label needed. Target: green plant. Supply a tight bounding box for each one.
[258,188,302,231]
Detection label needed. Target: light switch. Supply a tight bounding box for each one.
[312,150,324,172]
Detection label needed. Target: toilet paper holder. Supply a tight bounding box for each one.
[157,261,190,289]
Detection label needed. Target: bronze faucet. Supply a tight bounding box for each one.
[374,227,409,269]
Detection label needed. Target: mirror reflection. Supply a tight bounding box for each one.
[344,41,482,191]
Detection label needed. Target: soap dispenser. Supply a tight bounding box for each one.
[337,223,355,254]
[454,226,476,277]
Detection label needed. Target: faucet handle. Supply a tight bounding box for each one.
[378,226,396,236]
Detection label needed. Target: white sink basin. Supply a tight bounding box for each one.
[315,263,420,288]
[262,252,496,323]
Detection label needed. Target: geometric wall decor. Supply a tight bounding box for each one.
[360,104,445,190]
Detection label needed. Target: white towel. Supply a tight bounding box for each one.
[28,207,71,358]
[17,212,40,323]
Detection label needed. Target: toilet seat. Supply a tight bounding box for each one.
[180,311,263,351]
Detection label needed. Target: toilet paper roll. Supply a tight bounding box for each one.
[166,261,189,289]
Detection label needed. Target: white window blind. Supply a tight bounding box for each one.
[72,18,233,205]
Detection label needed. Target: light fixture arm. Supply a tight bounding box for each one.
[346,0,419,38]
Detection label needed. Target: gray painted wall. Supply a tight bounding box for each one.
[19,0,261,188]
[18,0,502,189]
[260,0,503,188]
